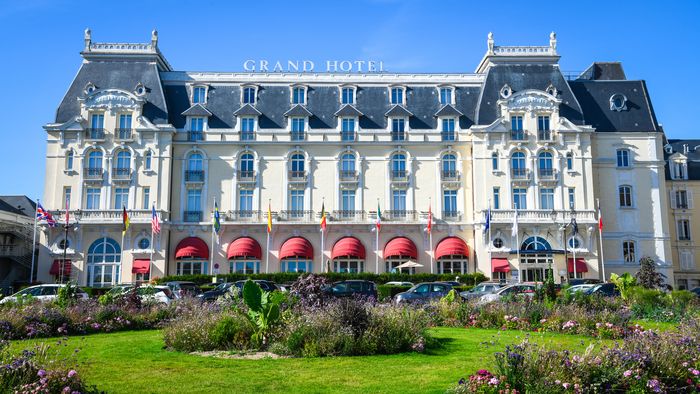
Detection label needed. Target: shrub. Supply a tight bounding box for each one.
[636,256,666,289]
[610,272,637,301]
[163,305,254,352]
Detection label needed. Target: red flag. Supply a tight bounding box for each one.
[65,196,70,225]
[427,204,432,234]
[598,207,603,231]
[320,202,327,232]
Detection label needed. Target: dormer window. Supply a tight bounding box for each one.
[84,82,96,95]
[292,86,306,105]
[439,87,454,105]
[242,86,257,104]
[546,84,557,97]
[390,87,405,105]
[341,118,356,141]
[134,83,146,96]
[291,118,306,141]
[391,118,406,141]
[500,84,512,99]
[441,118,455,141]
[341,87,355,104]
[241,117,256,141]
[610,94,627,111]
[192,86,207,104]
[672,161,688,180]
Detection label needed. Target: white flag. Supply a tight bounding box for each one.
[511,207,519,239]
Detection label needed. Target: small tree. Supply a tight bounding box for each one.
[610,273,637,302]
[635,256,666,289]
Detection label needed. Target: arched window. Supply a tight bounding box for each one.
[290,153,305,173]
[188,153,203,171]
[87,237,121,287]
[115,151,131,170]
[491,152,499,171]
[521,236,551,251]
[619,185,633,207]
[442,154,457,178]
[239,153,254,177]
[144,150,152,170]
[66,150,74,170]
[566,152,573,171]
[511,151,526,177]
[538,151,553,170]
[87,151,103,169]
[391,153,406,178]
[341,153,355,173]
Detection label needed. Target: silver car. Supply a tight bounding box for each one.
[0,284,88,304]
[459,282,504,300]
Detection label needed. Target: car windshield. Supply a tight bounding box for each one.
[215,283,230,291]
[413,284,430,293]
[333,283,348,292]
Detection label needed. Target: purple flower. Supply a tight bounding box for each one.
[623,370,632,377]
[488,377,500,386]
[691,369,700,376]
[67,369,77,378]
[37,369,46,378]
[647,379,661,393]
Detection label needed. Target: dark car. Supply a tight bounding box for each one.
[165,281,202,299]
[568,278,603,286]
[198,282,235,302]
[585,283,620,297]
[689,287,700,297]
[441,281,462,287]
[234,280,279,292]
[395,282,453,304]
[324,280,377,299]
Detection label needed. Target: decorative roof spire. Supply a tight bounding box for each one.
[84,28,91,51]
[487,32,494,54]
[151,29,158,49]
[549,31,557,53]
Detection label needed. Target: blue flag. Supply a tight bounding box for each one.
[213,202,221,233]
[484,206,491,233]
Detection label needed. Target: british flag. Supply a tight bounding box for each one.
[36,203,57,227]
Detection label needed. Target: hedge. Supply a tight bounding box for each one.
[377,285,413,300]
[156,272,488,287]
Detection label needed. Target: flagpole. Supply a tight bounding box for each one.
[597,198,606,281]
[210,198,216,276]
[428,198,433,274]
[487,199,492,280]
[30,199,38,283]
[515,208,521,283]
[266,199,270,274]
[375,198,380,275]
[320,198,325,274]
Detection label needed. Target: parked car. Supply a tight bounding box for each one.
[165,281,202,298]
[0,284,88,304]
[198,282,236,302]
[460,282,504,300]
[234,280,279,293]
[384,281,414,287]
[567,278,603,286]
[324,280,377,299]
[566,284,598,294]
[394,282,453,304]
[441,281,462,287]
[106,284,174,304]
[690,287,700,297]
[478,284,536,304]
[584,283,620,297]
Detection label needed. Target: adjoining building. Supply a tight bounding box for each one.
[37,30,674,286]
[0,196,36,294]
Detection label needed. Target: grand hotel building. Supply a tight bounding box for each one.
[36,30,677,287]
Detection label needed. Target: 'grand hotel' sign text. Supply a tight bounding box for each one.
[243,60,385,73]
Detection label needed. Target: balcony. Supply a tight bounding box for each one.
[185,170,205,183]
[290,131,306,141]
[51,209,169,223]
[679,236,691,241]
[183,211,203,222]
[238,170,256,182]
[510,168,531,182]
[537,168,558,182]
[441,131,456,141]
[288,170,307,182]
[675,203,689,209]
[488,209,596,224]
[341,131,356,141]
[279,210,314,222]
[538,130,553,141]
[228,210,262,222]
[112,167,132,182]
[83,167,104,182]
[383,210,418,221]
[240,131,255,141]
[441,170,460,182]
[391,131,406,141]
[339,170,358,182]
[85,128,105,140]
[187,131,203,142]
[390,170,408,182]
[510,130,527,141]
[442,211,462,221]
[115,128,133,141]
[331,210,365,222]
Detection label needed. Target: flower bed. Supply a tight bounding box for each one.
[448,318,700,393]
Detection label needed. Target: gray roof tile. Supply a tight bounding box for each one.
[233,104,262,116]
[181,103,212,117]
[435,104,464,117]
[284,104,313,117]
[334,104,363,117]
[385,105,413,117]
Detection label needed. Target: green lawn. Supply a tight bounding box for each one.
[12,328,607,394]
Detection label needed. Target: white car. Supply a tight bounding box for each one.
[106,285,174,305]
[478,284,536,304]
[0,284,88,304]
[385,281,414,287]
[566,284,598,294]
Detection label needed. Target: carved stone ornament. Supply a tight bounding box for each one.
[500,84,512,99]
[609,93,627,112]
[501,90,560,113]
[80,89,144,111]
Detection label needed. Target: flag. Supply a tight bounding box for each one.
[571,218,578,234]
[597,207,603,231]
[151,205,161,235]
[36,203,56,227]
[65,196,70,226]
[484,204,491,233]
[266,202,272,233]
[375,202,382,231]
[122,206,130,235]
[213,202,221,233]
[320,202,327,232]
[427,204,432,234]
[511,208,518,240]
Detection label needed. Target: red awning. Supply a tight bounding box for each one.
[227,237,262,259]
[567,258,588,273]
[435,237,469,260]
[331,237,366,259]
[132,259,150,274]
[491,258,511,273]
[384,237,418,259]
[50,260,71,276]
[279,237,314,260]
[175,237,209,260]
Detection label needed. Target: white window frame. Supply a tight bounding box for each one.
[622,240,636,264]
[616,149,631,168]
[389,86,406,105]
[438,86,455,105]
[241,85,258,105]
[291,85,307,105]
[340,86,356,105]
[191,85,208,105]
[619,185,634,208]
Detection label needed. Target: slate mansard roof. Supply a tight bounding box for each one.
[51,37,662,136]
[665,140,700,181]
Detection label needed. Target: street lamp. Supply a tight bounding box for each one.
[562,209,578,282]
[59,215,79,284]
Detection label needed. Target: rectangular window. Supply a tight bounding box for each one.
[292,87,305,104]
[341,118,356,141]
[392,189,407,212]
[678,219,691,240]
[391,118,405,141]
[241,118,255,140]
[113,188,129,209]
[90,114,104,129]
[680,251,695,270]
[623,241,636,263]
[289,190,304,215]
[64,187,71,208]
[616,149,630,167]
[86,188,100,210]
[439,87,452,105]
[144,152,152,170]
[243,87,256,104]
[190,117,204,132]
[539,188,554,210]
[676,190,688,208]
[187,189,202,212]
[66,152,73,170]
[239,189,253,213]
[510,116,524,140]
[341,190,355,212]
[568,187,575,209]
[341,87,354,104]
[493,187,500,209]
[118,114,132,130]
[619,186,633,207]
[674,162,687,179]
[442,118,455,141]
[566,154,573,171]
[231,261,260,274]
[537,116,550,131]
[443,190,458,217]
[512,188,527,210]
[492,153,499,171]
[291,118,305,140]
[142,187,150,210]
[193,87,206,104]
[390,87,404,105]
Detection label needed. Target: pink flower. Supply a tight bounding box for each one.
[488,377,500,386]
[563,382,570,389]
[623,370,633,377]
[692,369,700,376]
[67,370,77,378]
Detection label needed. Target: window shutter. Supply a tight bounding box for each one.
[688,190,694,209]
[670,190,677,209]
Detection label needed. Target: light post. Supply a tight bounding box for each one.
[561,209,577,283]
[59,215,79,284]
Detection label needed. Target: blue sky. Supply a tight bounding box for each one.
[1,0,699,200]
